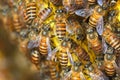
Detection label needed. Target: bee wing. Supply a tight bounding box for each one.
[90,73,105,80]
[75,9,93,17]
[97,0,103,6]
[80,72,86,80]
[62,70,72,80]
[66,25,75,35]
[46,37,52,54]
[96,17,104,35]
[67,49,74,65]
[47,47,58,60]
[102,38,108,53]
[27,36,41,49]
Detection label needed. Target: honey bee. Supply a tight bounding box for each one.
[50,0,62,6]
[49,60,60,80]
[104,47,116,76]
[39,24,51,56]
[62,61,86,80]
[86,27,103,55]
[102,24,120,51]
[57,39,71,70]
[38,7,52,24]
[88,5,105,28]
[84,62,109,80]
[30,49,41,69]
[55,9,66,41]
[25,1,37,24]
[63,0,86,13]
[75,46,90,61]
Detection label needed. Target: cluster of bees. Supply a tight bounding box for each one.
[0,0,120,80]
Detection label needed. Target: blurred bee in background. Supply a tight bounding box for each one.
[38,7,52,25]
[50,0,62,6]
[104,47,116,76]
[30,49,41,69]
[49,60,60,80]
[24,0,37,25]
[55,9,67,41]
[86,27,103,55]
[39,24,52,56]
[62,61,86,80]
[102,24,120,51]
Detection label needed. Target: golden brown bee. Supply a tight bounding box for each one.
[25,2,37,24]
[50,0,62,6]
[55,9,66,41]
[63,0,85,13]
[49,60,60,80]
[57,40,70,69]
[39,25,51,56]
[30,50,40,69]
[102,24,120,51]
[86,27,102,55]
[104,47,116,76]
[88,5,105,27]
[38,7,52,24]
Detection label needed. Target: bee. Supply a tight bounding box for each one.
[30,49,40,69]
[75,46,90,61]
[62,61,86,80]
[102,24,120,51]
[88,5,105,28]
[39,25,51,56]
[50,0,62,6]
[109,0,117,7]
[66,18,85,41]
[104,47,116,76]
[49,60,60,80]
[84,62,109,80]
[38,7,52,24]
[57,40,71,70]
[63,0,86,13]
[86,27,103,55]
[25,1,37,24]
[55,9,66,41]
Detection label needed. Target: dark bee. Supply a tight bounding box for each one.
[25,2,37,24]
[50,0,62,6]
[55,9,66,41]
[38,7,52,24]
[63,0,86,13]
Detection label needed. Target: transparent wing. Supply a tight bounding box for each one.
[102,38,108,53]
[27,36,41,49]
[96,17,104,35]
[62,70,72,80]
[97,0,103,6]
[80,72,86,80]
[46,37,52,55]
[75,9,93,17]
[89,73,105,80]
[113,61,120,75]
[67,49,74,65]
[66,25,75,35]
[47,48,58,60]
